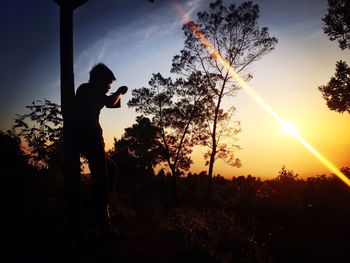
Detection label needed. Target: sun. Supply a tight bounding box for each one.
[282,122,298,136]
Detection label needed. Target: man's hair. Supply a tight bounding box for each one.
[89,63,116,83]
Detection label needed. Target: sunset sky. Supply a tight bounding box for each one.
[1,0,349,179]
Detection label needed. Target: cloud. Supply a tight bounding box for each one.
[74,0,205,80]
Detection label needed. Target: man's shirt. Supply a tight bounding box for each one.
[75,83,120,152]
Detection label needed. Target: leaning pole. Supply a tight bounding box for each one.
[54,0,88,229]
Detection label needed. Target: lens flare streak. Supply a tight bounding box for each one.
[173,0,350,187]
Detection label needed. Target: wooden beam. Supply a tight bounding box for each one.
[54,0,88,9]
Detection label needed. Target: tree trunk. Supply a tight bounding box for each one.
[207,143,216,204]
[170,165,178,207]
[207,79,226,204]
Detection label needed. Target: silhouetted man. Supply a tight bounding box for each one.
[75,63,127,238]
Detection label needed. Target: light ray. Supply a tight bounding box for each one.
[172,0,350,187]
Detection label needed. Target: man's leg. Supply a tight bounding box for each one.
[107,156,119,197]
[87,148,110,232]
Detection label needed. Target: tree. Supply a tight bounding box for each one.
[319,60,350,113]
[171,0,277,197]
[109,116,163,176]
[10,99,63,169]
[276,165,299,182]
[322,0,350,50]
[320,0,350,113]
[0,131,28,176]
[128,72,208,201]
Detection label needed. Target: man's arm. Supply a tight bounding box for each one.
[106,86,128,108]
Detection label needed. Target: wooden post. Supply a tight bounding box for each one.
[55,0,88,230]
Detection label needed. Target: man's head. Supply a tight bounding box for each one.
[89,63,116,93]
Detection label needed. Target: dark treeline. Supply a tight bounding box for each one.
[1,128,350,262]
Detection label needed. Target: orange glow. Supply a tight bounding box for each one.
[172,1,350,187]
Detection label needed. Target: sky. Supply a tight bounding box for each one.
[0,0,349,179]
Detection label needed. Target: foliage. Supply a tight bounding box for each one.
[128,73,207,178]
[0,130,28,175]
[166,168,350,262]
[120,116,163,169]
[10,99,63,169]
[322,0,350,50]
[171,0,277,180]
[340,166,350,176]
[169,209,257,263]
[319,60,350,113]
[109,115,163,179]
[3,155,350,262]
[275,165,299,182]
[320,0,350,113]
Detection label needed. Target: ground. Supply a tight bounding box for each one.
[1,216,209,263]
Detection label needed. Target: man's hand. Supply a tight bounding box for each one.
[117,86,128,95]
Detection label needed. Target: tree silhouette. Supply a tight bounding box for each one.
[10,99,63,169]
[322,0,350,50]
[171,0,277,198]
[109,116,163,176]
[319,0,350,113]
[276,165,299,182]
[128,72,208,202]
[0,131,28,175]
[319,60,350,113]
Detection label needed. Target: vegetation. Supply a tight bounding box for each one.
[319,60,350,113]
[129,0,277,201]
[2,99,350,261]
[2,140,350,262]
[319,0,350,114]
[322,0,350,50]
[128,73,205,201]
[10,99,63,170]
[172,0,277,185]
[4,99,349,261]
[0,130,28,175]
